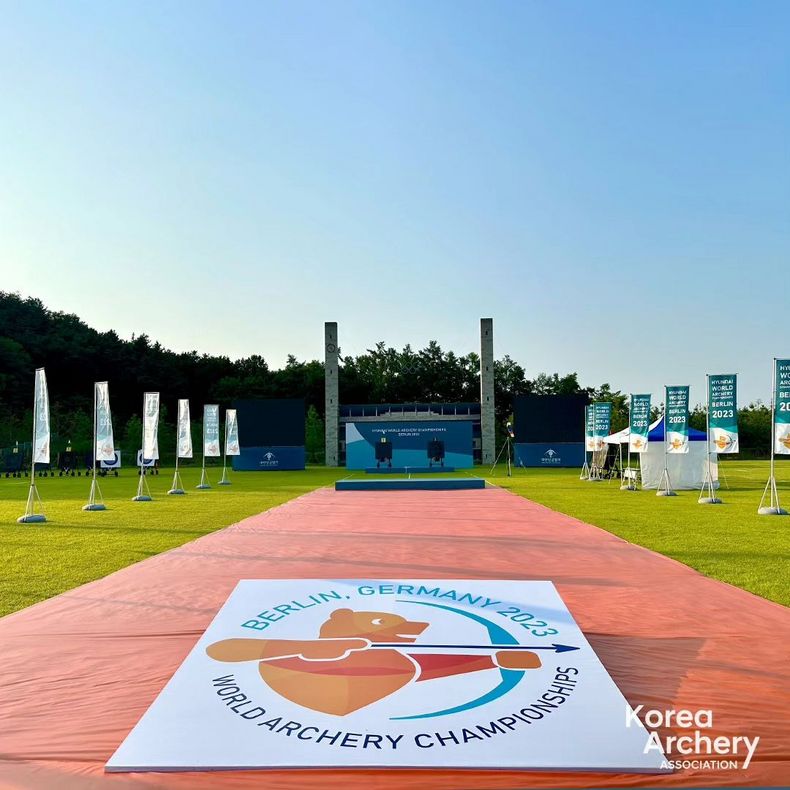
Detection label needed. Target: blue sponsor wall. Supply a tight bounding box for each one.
[233,446,305,471]
[345,420,473,470]
[514,442,585,468]
[232,398,306,471]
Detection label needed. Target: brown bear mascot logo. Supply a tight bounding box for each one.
[207,608,540,716]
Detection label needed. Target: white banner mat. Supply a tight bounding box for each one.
[107,579,666,773]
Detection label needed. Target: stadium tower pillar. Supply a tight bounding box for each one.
[480,318,496,465]
[324,322,339,466]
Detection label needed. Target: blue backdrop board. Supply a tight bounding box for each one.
[232,398,306,471]
[232,446,305,471]
[345,420,474,470]
[514,442,585,468]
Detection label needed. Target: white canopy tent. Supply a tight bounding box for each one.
[603,417,718,490]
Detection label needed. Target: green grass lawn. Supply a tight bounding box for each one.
[487,461,790,607]
[0,465,344,617]
[1,461,787,618]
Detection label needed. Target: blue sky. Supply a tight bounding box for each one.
[1,1,787,405]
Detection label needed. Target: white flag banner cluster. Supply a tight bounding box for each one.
[177,399,193,459]
[203,405,221,457]
[225,409,240,456]
[95,381,115,461]
[142,393,160,460]
[32,368,50,464]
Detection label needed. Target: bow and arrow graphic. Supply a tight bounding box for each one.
[207,600,579,719]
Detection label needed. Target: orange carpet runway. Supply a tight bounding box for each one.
[1,486,788,788]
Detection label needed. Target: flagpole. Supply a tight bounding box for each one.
[18,370,47,523]
[132,393,153,501]
[197,406,211,489]
[218,448,229,485]
[699,374,721,504]
[580,405,590,480]
[626,426,631,479]
[657,386,676,496]
[759,358,787,515]
[771,360,777,509]
[169,400,187,494]
[197,450,210,489]
[30,378,37,496]
[621,394,636,490]
[83,382,106,511]
[705,373,713,486]
[30,383,37,498]
[169,442,185,495]
[638,450,642,489]
[588,403,601,482]
[218,412,231,485]
[93,382,97,491]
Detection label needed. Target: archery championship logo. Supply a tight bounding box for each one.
[207,591,574,719]
[106,580,667,772]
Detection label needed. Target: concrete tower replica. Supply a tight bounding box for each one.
[480,317,496,465]
[324,322,339,467]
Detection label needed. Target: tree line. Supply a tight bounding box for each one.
[0,292,773,461]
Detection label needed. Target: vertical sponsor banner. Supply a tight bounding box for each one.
[204,405,221,457]
[584,405,595,451]
[142,393,160,460]
[709,374,738,454]
[774,359,790,455]
[665,386,690,454]
[629,394,651,453]
[95,382,115,461]
[177,399,193,458]
[32,368,50,464]
[225,409,240,456]
[593,401,612,450]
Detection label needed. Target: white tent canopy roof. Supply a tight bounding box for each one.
[603,417,662,445]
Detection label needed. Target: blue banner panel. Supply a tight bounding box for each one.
[345,420,474,470]
[514,442,585,468]
[232,446,305,471]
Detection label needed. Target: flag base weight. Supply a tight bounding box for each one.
[217,480,231,486]
[19,482,46,523]
[83,478,106,511]
[167,488,186,495]
[698,462,721,506]
[133,471,152,502]
[17,514,46,524]
[620,483,637,491]
[758,475,786,515]
[196,467,211,489]
[656,467,675,497]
